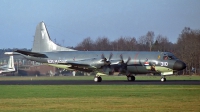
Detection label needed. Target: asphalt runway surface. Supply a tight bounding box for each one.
[0,80,199,85]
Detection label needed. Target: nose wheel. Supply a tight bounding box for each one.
[161,77,166,82]
[94,76,102,82]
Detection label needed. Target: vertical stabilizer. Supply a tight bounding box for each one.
[7,55,15,71]
[32,22,76,52]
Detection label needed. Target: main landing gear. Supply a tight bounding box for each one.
[94,75,136,82]
[127,75,135,81]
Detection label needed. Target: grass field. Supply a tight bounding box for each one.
[0,76,200,112]
[0,85,200,112]
[0,75,200,81]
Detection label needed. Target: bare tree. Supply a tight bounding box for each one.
[137,36,148,51]
[153,35,169,52]
[175,27,200,74]
[75,37,94,51]
[113,37,137,51]
[94,37,111,51]
[146,31,155,51]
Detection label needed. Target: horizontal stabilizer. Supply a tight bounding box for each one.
[4,52,20,55]
[14,50,48,58]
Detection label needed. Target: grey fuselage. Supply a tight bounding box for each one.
[23,51,185,75]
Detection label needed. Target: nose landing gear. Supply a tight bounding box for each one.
[94,76,102,82]
[161,77,166,82]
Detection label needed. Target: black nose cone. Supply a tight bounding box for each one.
[173,60,186,71]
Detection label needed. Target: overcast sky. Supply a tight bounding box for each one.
[0,0,200,49]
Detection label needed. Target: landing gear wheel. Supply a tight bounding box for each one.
[98,77,102,82]
[131,76,135,81]
[94,76,102,82]
[127,76,131,81]
[127,76,135,81]
[161,77,166,82]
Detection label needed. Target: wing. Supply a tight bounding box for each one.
[65,61,92,68]
[14,50,48,58]
[60,58,103,69]
[60,59,123,74]
[54,58,103,73]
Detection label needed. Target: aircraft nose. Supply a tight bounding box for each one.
[173,60,186,71]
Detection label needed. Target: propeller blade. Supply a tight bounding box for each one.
[120,54,124,64]
[101,53,113,65]
[126,57,131,64]
[139,60,143,66]
[101,54,105,59]
[101,54,107,62]
[108,53,113,61]
[120,54,123,60]
[103,66,107,71]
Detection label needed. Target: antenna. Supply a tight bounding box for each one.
[62,39,65,47]
[54,38,57,44]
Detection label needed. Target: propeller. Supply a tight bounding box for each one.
[100,53,114,74]
[101,53,113,65]
[119,54,131,65]
[118,54,131,73]
[100,53,132,75]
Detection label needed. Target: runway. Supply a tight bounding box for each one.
[0,80,199,85]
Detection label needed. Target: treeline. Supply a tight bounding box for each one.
[74,31,173,52]
[74,27,200,75]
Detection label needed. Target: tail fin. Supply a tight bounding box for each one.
[7,55,15,71]
[32,21,76,52]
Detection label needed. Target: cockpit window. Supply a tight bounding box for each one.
[163,56,168,60]
[162,52,178,60]
[168,55,177,60]
[163,56,177,60]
